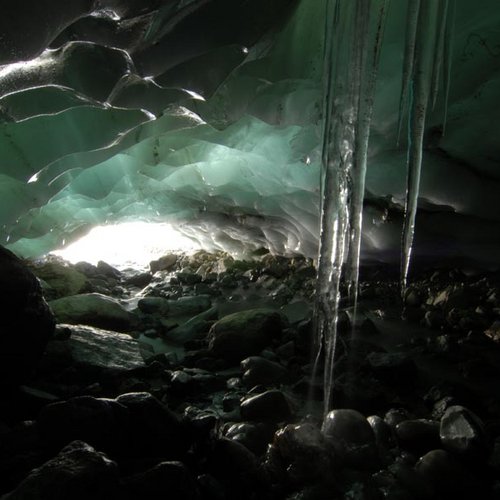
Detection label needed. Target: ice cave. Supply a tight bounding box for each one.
[1,0,500,499]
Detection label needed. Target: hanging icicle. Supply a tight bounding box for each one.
[442,0,456,134]
[399,0,455,292]
[397,0,421,146]
[315,0,389,419]
[346,0,391,305]
[315,0,457,419]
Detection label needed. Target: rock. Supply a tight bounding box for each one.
[267,423,333,485]
[123,271,152,288]
[240,356,288,386]
[440,405,490,458]
[240,390,291,422]
[138,295,211,317]
[208,308,283,363]
[224,422,276,456]
[404,287,424,307]
[38,392,187,460]
[150,254,177,273]
[115,392,188,458]
[280,300,311,324]
[275,340,295,360]
[138,296,169,314]
[164,306,218,344]
[177,272,202,285]
[395,419,440,454]
[366,352,417,388]
[485,320,500,342]
[168,295,211,316]
[38,396,131,453]
[74,261,99,277]
[388,459,433,499]
[28,256,87,299]
[323,409,378,469]
[2,441,118,500]
[207,438,262,487]
[367,415,396,462]
[60,323,145,376]
[96,260,121,278]
[0,245,55,386]
[49,293,134,331]
[384,408,412,429]
[415,449,465,497]
[122,461,200,500]
[488,437,500,471]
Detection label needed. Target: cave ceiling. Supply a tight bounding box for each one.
[0,0,499,267]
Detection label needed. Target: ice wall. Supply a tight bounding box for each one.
[0,0,498,269]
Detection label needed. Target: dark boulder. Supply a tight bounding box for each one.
[208,309,283,363]
[122,461,200,500]
[2,440,118,500]
[0,246,55,387]
[240,390,292,422]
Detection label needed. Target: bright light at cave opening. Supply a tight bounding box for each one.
[53,222,200,269]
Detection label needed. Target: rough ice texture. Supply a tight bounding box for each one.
[0,0,498,268]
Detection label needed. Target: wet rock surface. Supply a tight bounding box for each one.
[1,251,500,499]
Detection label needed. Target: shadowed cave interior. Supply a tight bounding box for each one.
[1,1,500,499]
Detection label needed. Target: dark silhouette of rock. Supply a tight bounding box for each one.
[0,245,55,387]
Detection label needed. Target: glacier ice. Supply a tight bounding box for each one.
[0,0,497,278]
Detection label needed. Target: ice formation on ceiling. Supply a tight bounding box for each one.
[0,0,499,269]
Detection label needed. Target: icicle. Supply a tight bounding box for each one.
[346,0,391,304]
[401,0,440,292]
[314,0,356,419]
[396,0,421,146]
[430,0,449,110]
[314,0,390,419]
[442,0,456,135]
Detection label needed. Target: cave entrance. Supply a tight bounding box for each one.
[53,221,200,269]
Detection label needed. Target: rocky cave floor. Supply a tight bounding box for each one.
[2,250,500,499]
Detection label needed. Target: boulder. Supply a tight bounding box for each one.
[208,309,283,363]
[0,245,55,386]
[28,257,87,299]
[38,392,188,459]
[150,254,177,273]
[115,392,189,458]
[49,293,134,331]
[2,441,118,500]
[323,409,378,469]
[240,356,288,386]
[240,390,291,422]
[138,295,211,317]
[164,306,218,344]
[38,396,131,453]
[96,260,121,278]
[122,461,200,500]
[267,423,333,485]
[395,419,441,454]
[52,324,145,377]
[440,405,490,459]
[415,449,466,497]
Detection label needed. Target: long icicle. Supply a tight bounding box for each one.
[430,0,449,110]
[315,0,356,420]
[401,0,440,292]
[442,0,456,135]
[347,0,391,305]
[396,0,422,146]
